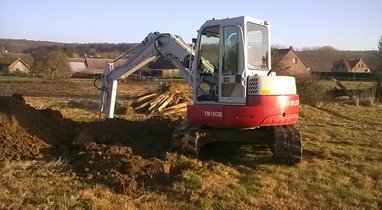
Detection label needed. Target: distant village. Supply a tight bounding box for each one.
[0,44,377,81]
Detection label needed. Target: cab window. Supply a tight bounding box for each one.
[247,23,269,70]
[223,26,239,75]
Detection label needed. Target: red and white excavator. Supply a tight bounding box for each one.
[98,16,302,163]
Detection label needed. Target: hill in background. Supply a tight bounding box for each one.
[297,46,380,72]
[1,39,380,72]
[0,39,138,59]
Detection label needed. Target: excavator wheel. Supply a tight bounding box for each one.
[270,125,302,164]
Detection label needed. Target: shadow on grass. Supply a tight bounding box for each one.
[199,142,278,168]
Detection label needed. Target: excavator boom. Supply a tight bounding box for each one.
[99,32,196,118]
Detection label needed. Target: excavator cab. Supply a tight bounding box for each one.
[193,16,270,105]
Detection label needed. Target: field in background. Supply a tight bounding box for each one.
[0,78,381,209]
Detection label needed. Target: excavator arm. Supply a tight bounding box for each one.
[98,32,200,118]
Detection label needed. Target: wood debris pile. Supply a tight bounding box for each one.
[129,83,192,115]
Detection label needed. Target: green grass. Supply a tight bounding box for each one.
[182,170,203,190]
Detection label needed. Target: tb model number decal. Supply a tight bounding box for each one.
[203,111,222,118]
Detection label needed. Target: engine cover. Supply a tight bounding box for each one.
[248,75,296,96]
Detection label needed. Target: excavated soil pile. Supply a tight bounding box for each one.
[0,113,48,160]
[0,93,202,194]
[0,94,77,161]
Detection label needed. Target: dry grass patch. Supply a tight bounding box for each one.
[0,159,89,209]
[1,79,382,209]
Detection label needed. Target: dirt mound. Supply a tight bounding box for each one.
[0,94,76,161]
[0,93,197,194]
[0,94,77,145]
[0,113,48,161]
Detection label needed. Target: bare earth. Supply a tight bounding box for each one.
[0,80,194,195]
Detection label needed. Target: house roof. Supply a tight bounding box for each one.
[0,57,19,65]
[274,48,291,57]
[272,47,308,69]
[0,57,30,68]
[68,58,85,62]
[69,62,87,72]
[333,58,363,70]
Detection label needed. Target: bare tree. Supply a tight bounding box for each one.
[30,48,48,78]
[377,36,382,70]
[374,36,382,102]
[31,48,70,79]
[46,51,69,79]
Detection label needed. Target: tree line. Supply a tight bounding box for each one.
[297,46,380,72]
[1,37,381,79]
[0,39,138,59]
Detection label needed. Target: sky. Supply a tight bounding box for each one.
[0,0,381,51]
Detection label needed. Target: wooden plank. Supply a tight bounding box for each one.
[160,102,187,111]
[148,92,171,113]
[158,92,176,111]
[133,95,163,111]
[160,107,187,115]
[148,94,167,112]
[128,87,161,99]
[131,92,160,105]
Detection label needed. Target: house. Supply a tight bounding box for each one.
[84,58,128,74]
[68,58,87,72]
[272,46,309,76]
[69,58,129,78]
[69,56,181,79]
[331,57,370,73]
[0,57,30,75]
[84,58,110,74]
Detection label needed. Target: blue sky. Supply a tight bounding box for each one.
[0,0,381,50]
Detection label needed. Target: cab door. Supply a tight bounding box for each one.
[219,25,246,104]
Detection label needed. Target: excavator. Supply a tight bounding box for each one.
[97,16,302,164]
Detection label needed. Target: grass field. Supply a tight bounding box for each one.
[0,78,381,209]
